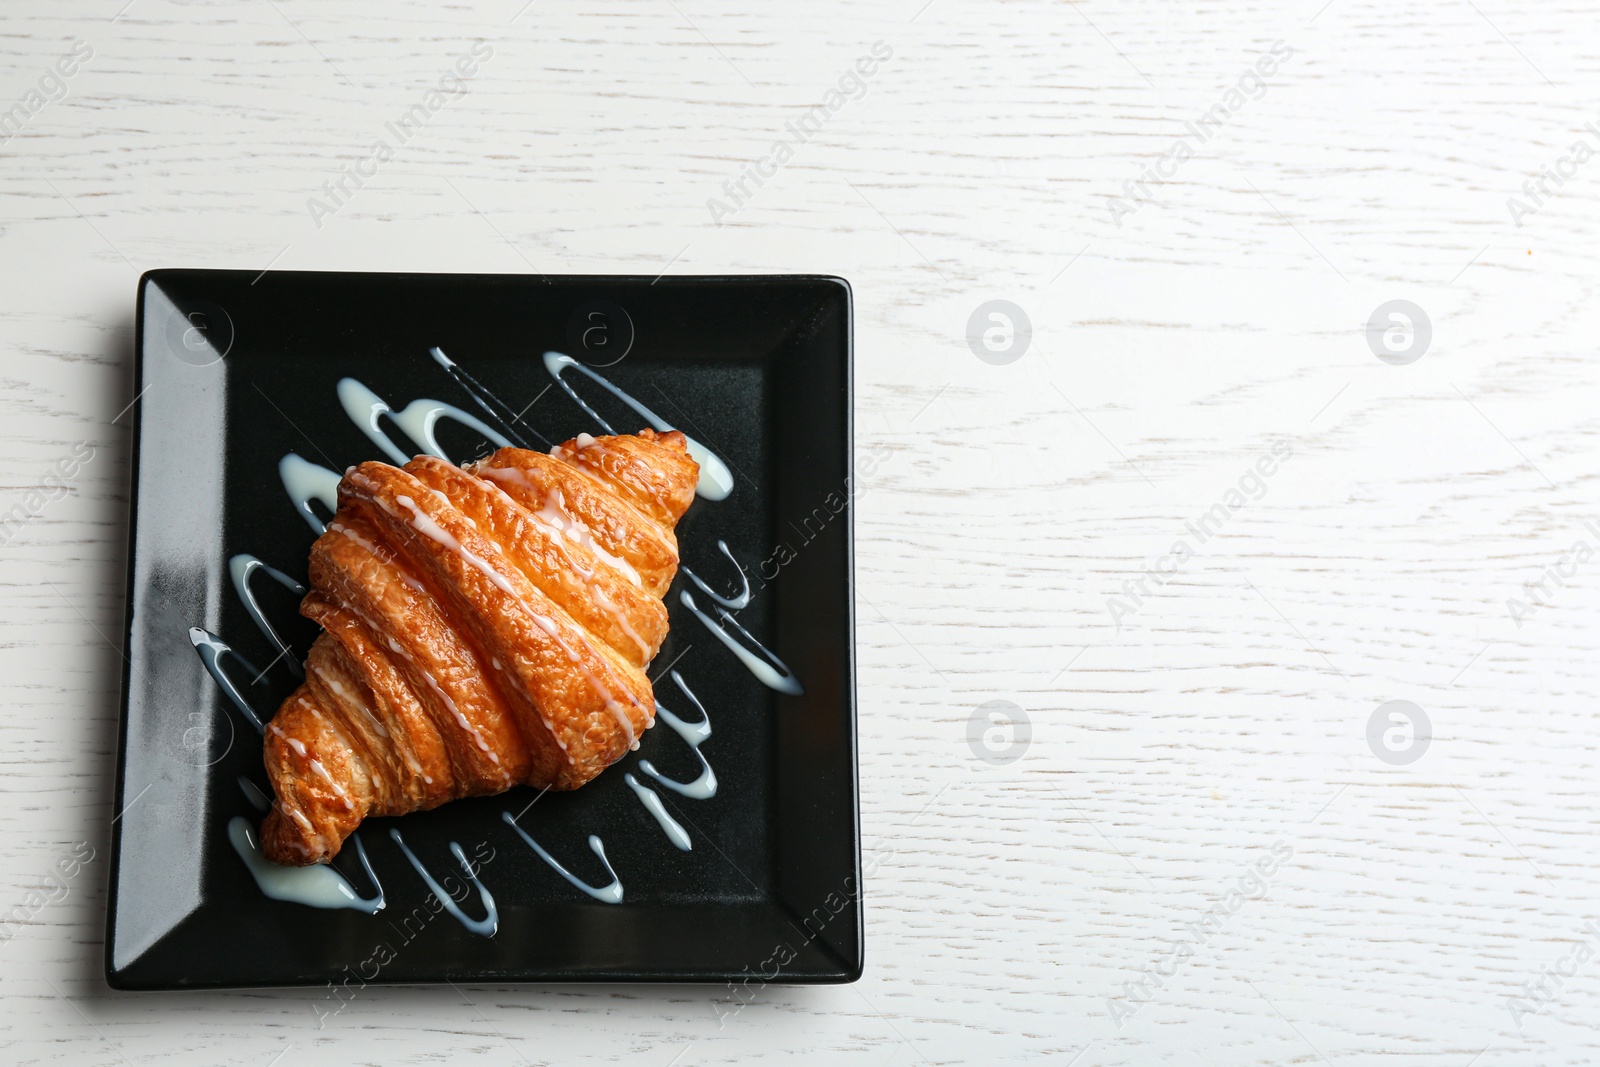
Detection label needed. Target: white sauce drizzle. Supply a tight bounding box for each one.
[228,817,385,914]
[337,377,512,466]
[278,453,342,534]
[385,486,639,749]
[677,591,805,696]
[623,773,692,851]
[388,829,499,937]
[470,470,659,668]
[473,471,654,661]
[518,500,646,656]
[304,525,501,785]
[429,345,550,448]
[312,591,436,786]
[188,626,267,732]
[396,493,521,601]
[541,491,643,586]
[681,540,750,610]
[271,722,306,757]
[326,520,427,594]
[476,470,644,589]
[227,554,306,679]
[297,701,370,807]
[542,351,734,501]
[309,758,354,810]
[419,668,500,763]
[311,664,390,738]
[500,812,623,903]
[592,584,653,662]
[637,670,718,800]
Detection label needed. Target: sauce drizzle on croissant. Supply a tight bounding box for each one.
[261,430,699,866]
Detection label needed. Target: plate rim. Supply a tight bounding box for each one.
[105,269,860,988]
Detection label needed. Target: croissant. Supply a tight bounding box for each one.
[260,429,700,866]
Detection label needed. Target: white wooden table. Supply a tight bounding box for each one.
[4,0,1599,1063]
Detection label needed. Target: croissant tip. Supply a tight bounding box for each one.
[657,429,689,451]
[261,808,334,866]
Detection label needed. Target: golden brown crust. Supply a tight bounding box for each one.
[300,593,452,808]
[260,432,697,866]
[261,684,371,866]
[341,460,650,786]
[467,445,683,598]
[550,428,698,528]
[308,512,526,792]
[404,456,669,668]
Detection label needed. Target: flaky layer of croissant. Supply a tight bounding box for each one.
[260,429,699,866]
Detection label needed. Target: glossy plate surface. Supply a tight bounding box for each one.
[107,270,858,989]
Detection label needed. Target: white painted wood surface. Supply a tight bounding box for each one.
[3,0,1599,1062]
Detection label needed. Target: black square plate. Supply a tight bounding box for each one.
[106,270,859,989]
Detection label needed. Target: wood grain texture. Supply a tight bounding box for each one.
[3,0,1599,1062]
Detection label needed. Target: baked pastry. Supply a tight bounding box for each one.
[260,430,699,866]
